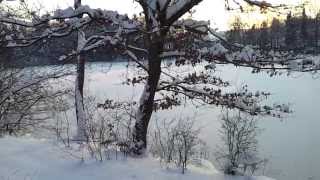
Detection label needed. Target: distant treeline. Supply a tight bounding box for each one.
[226,8,320,53]
[0,21,142,67]
[1,38,124,67]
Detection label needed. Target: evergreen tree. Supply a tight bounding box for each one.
[315,12,320,53]
[227,16,245,44]
[285,12,297,50]
[270,18,281,49]
[259,21,269,49]
[300,7,309,48]
[246,24,258,45]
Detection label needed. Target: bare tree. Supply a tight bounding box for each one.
[150,117,200,174]
[215,110,265,175]
[73,0,87,142]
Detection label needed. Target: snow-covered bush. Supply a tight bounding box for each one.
[58,98,137,161]
[0,65,68,136]
[87,97,131,161]
[215,110,265,176]
[149,117,201,173]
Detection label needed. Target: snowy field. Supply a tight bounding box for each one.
[0,136,274,180]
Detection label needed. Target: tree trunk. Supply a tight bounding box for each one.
[132,40,163,154]
[74,0,87,142]
[75,52,86,141]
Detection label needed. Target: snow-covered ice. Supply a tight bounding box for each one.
[0,136,275,180]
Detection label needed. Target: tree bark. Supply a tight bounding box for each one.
[132,38,163,154]
[74,0,87,141]
[75,53,86,141]
[131,0,201,155]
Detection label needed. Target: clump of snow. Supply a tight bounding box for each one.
[5,34,12,40]
[59,55,67,61]
[226,46,261,62]
[288,59,303,71]
[177,19,210,33]
[0,136,276,180]
[188,159,219,175]
[54,7,75,18]
[6,41,17,47]
[75,5,95,17]
[161,50,186,58]
[238,46,256,61]
[307,55,320,69]
[199,43,228,59]
[77,30,87,51]
[166,0,192,20]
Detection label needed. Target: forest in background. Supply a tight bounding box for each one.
[226,7,320,53]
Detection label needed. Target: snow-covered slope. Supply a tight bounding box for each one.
[0,136,274,180]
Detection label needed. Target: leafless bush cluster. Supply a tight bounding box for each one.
[215,110,267,176]
[0,65,68,136]
[149,117,203,174]
[87,98,134,161]
[55,97,136,161]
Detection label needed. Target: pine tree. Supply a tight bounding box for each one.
[227,16,246,44]
[259,21,269,49]
[285,12,297,50]
[300,7,308,48]
[315,12,320,52]
[246,24,258,46]
[270,18,281,49]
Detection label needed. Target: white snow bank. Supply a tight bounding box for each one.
[0,136,275,180]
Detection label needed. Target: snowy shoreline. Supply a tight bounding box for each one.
[0,136,275,180]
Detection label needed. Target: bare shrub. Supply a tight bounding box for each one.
[0,65,68,136]
[215,110,266,175]
[95,98,136,159]
[149,117,201,174]
[55,97,136,161]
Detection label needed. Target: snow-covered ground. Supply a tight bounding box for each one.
[0,136,274,180]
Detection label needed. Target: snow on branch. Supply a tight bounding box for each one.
[0,5,141,48]
[165,28,320,74]
[166,0,203,25]
[173,19,210,34]
[137,0,203,29]
[57,35,116,61]
[221,47,320,73]
[3,20,88,47]
[158,81,290,117]
[0,70,69,107]
[241,0,281,8]
[225,0,288,13]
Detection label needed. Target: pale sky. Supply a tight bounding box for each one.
[7,0,315,30]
